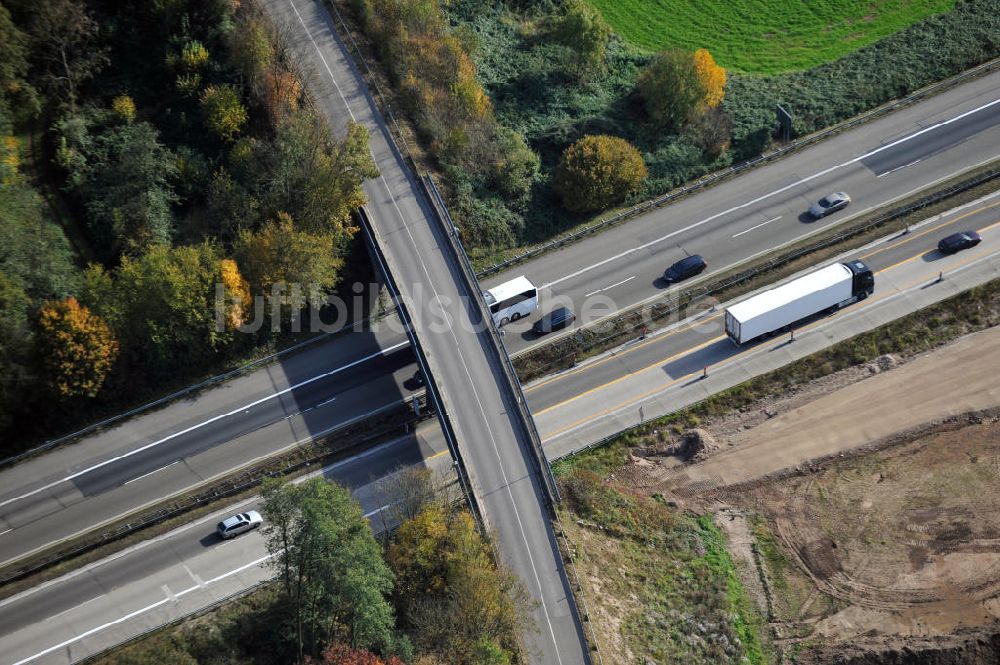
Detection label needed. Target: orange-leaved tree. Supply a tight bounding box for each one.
[693,48,726,108]
[37,296,119,398]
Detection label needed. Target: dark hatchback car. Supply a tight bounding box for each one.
[533,307,576,334]
[938,230,981,254]
[663,254,707,283]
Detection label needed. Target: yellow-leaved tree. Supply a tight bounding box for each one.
[37,297,119,398]
[217,258,251,331]
[693,48,726,108]
[553,134,648,213]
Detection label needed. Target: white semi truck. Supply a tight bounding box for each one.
[725,260,874,345]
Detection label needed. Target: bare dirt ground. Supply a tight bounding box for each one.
[605,326,1000,662]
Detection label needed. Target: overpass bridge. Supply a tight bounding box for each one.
[267,0,591,661]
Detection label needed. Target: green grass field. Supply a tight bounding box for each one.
[588,0,956,73]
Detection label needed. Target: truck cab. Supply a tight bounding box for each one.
[845,260,874,300]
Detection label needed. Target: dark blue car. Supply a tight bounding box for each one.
[938,231,981,254]
[663,255,707,283]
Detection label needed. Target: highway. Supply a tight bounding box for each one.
[0,424,452,665]
[261,0,590,662]
[2,7,1000,660]
[3,61,998,577]
[0,326,418,567]
[492,73,1000,353]
[6,197,1000,664]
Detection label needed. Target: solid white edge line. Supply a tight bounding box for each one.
[0,340,408,511]
[542,96,1000,290]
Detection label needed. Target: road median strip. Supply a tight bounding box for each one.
[0,397,431,600]
[514,160,1000,383]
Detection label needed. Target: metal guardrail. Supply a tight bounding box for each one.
[0,313,397,470]
[421,175,562,507]
[475,56,1000,280]
[517,164,1000,380]
[76,579,276,665]
[323,0,559,507]
[356,207,485,530]
[0,399,428,588]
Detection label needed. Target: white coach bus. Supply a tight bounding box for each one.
[483,276,538,326]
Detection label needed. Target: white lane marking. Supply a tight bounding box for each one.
[876,159,921,178]
[0,341,408,511]
[161,584,176,602]
[13,554,274,665]
[50,594,103,620]
[289,1,582,657]
[543,96,1000,289]
[732,216,782,238]
[0,433,417,611]
[584,275,636,297]
[363,504,390,518]
[314,396,337,408]
[184,565,204,588]
[542,245,1000,443]
[122,460,180,486]
[0,528,11,537]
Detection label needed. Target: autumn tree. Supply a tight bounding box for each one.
[229,13,274,96]
[388,505,528,663]
[258,114,377,238]
[235,211,344,315]
[111,94,136,123]
[637,48,706,132]
[201,84,248,141]
[82,243,242,378]
[693,48,726,108]
[553,134,647,213]
[37,297,118,398]
[260,477,398,661]
[553,0,611,73]
[27,0,109,111]
[305,643,405,665]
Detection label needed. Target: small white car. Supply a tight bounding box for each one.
[216,510,263,539]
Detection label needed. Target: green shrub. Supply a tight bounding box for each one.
[553,134,647,212]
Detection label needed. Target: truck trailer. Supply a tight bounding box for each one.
[725,260,874,345]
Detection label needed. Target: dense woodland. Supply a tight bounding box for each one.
[0,0,378,449]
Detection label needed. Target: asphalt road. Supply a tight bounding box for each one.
[0,423,451,665]
[492,76,1000,354]
[0,326,418,568]
[4,47,998,580]
[260,0,590,662]
[531,195,1000,457]
[3,12,1000,663]
[8,204,1000,665]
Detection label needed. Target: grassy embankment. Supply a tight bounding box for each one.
[589,0,956,73]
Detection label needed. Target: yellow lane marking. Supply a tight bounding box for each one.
[540,243,1000,441]
[526,202,1000,396]
[858,200,1000,262]
[525,311,723,393]
[532,335,721,416]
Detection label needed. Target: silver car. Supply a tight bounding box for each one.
[216,510,263,539]
[808,191,851,219]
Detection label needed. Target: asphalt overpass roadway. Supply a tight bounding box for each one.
[4,194,1000,665]
[3,52,999,577]
[259,0,590,661]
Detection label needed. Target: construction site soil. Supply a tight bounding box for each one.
[589,327,1000,663]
